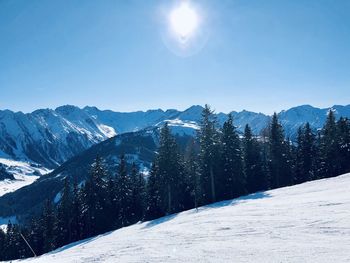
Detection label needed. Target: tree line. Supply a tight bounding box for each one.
[1,105,349,260]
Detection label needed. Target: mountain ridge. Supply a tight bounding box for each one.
[1,104,349,169]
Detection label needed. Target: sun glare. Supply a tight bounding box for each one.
[170,1,199,41]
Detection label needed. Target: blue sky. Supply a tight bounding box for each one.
[0,0,349,114]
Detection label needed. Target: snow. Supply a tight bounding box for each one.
[0,158,51,197]
[0,216,16,233]
[157,119,199,136]
[18,173,350,263]
[54,192,62,204]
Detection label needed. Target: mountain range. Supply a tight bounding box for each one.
[0,103,349,222]
[1,104,349,169]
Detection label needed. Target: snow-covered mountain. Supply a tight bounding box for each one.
[1,104,349,169]
[0,127,194,220]
[0,158,50,197]
[16,173,350,263]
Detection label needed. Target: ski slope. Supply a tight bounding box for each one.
[20,174,350,263]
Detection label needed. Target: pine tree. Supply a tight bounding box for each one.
[220,114,245,199]
[198,104,220,204]
[184,139,200,209]
[0,228,5,261]
[129,162,146,223]
[105,171,117,229]
[115,154,133,227]
[317,110,341,178]
[295,123,316,183]
[56,177,73,247]
[243,124,266,193]
[70,180,83,242]
[154,123,185,214]
[145,162,163,220]
[337,117,350,174]
[268,113,293,188]
[81,156,108,237]
[28,216,44,257]
[42,199,57,253]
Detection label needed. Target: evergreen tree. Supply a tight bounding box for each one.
[105,170,117,229]
[70,180,83,242]
[4,222,31,260]
[129,162,146,223]
[56,177,73,247]
[145,162,163,220]
[295,123,316,183]
[0,228,5,261]
[198,104,220,204]
[81,156,108,237]
[317,110,341,178]
[243,124,266,193]
[184,139,200,209]
[28,216,44,256]
[156,123,185,214]
[337,117,350,174]
[115,154,133,227]
[268,113,293,188]
[42,199,57,252]
[220,114,245,199]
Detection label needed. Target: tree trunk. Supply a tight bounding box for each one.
[167,184,172,214]
[210,166,216,202]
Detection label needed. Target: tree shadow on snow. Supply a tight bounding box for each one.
[142,213,178,229]
[46,231,113,255]
[196,191,272,212]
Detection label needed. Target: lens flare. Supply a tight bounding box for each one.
[169,2,199,42]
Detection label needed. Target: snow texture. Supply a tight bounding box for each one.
[0,158,50,197]
[18,173,350,263]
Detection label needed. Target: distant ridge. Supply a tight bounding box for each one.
[0,104,349,168]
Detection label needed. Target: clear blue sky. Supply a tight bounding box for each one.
[0,0,349,114]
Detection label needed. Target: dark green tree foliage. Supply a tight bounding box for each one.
[317,110,341,178]
[198,104,220,204]
[336,117,350,174]
[129,162,146,223]
[268,113,293,188]
[3,222,31,260]
[145,162,163,220]
[220,114,245,199]
[42,199,57,252]
[243,124,266,193]
[295,123,316,183]
[184,139,200,209]
[115,154,133,227]
[0,228,5,258]
[81,156,108,237]
[70,180,83,242]
[156,123,185,214]
[56,177,73,247]
[28,216,44,256]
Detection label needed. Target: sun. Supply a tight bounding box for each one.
[169,1,199,41]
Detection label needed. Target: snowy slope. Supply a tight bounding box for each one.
[19,174,350,263]
[0,158,50,197]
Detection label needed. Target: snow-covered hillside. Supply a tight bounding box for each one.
[20,173,350,263]
[0,158,50,197]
